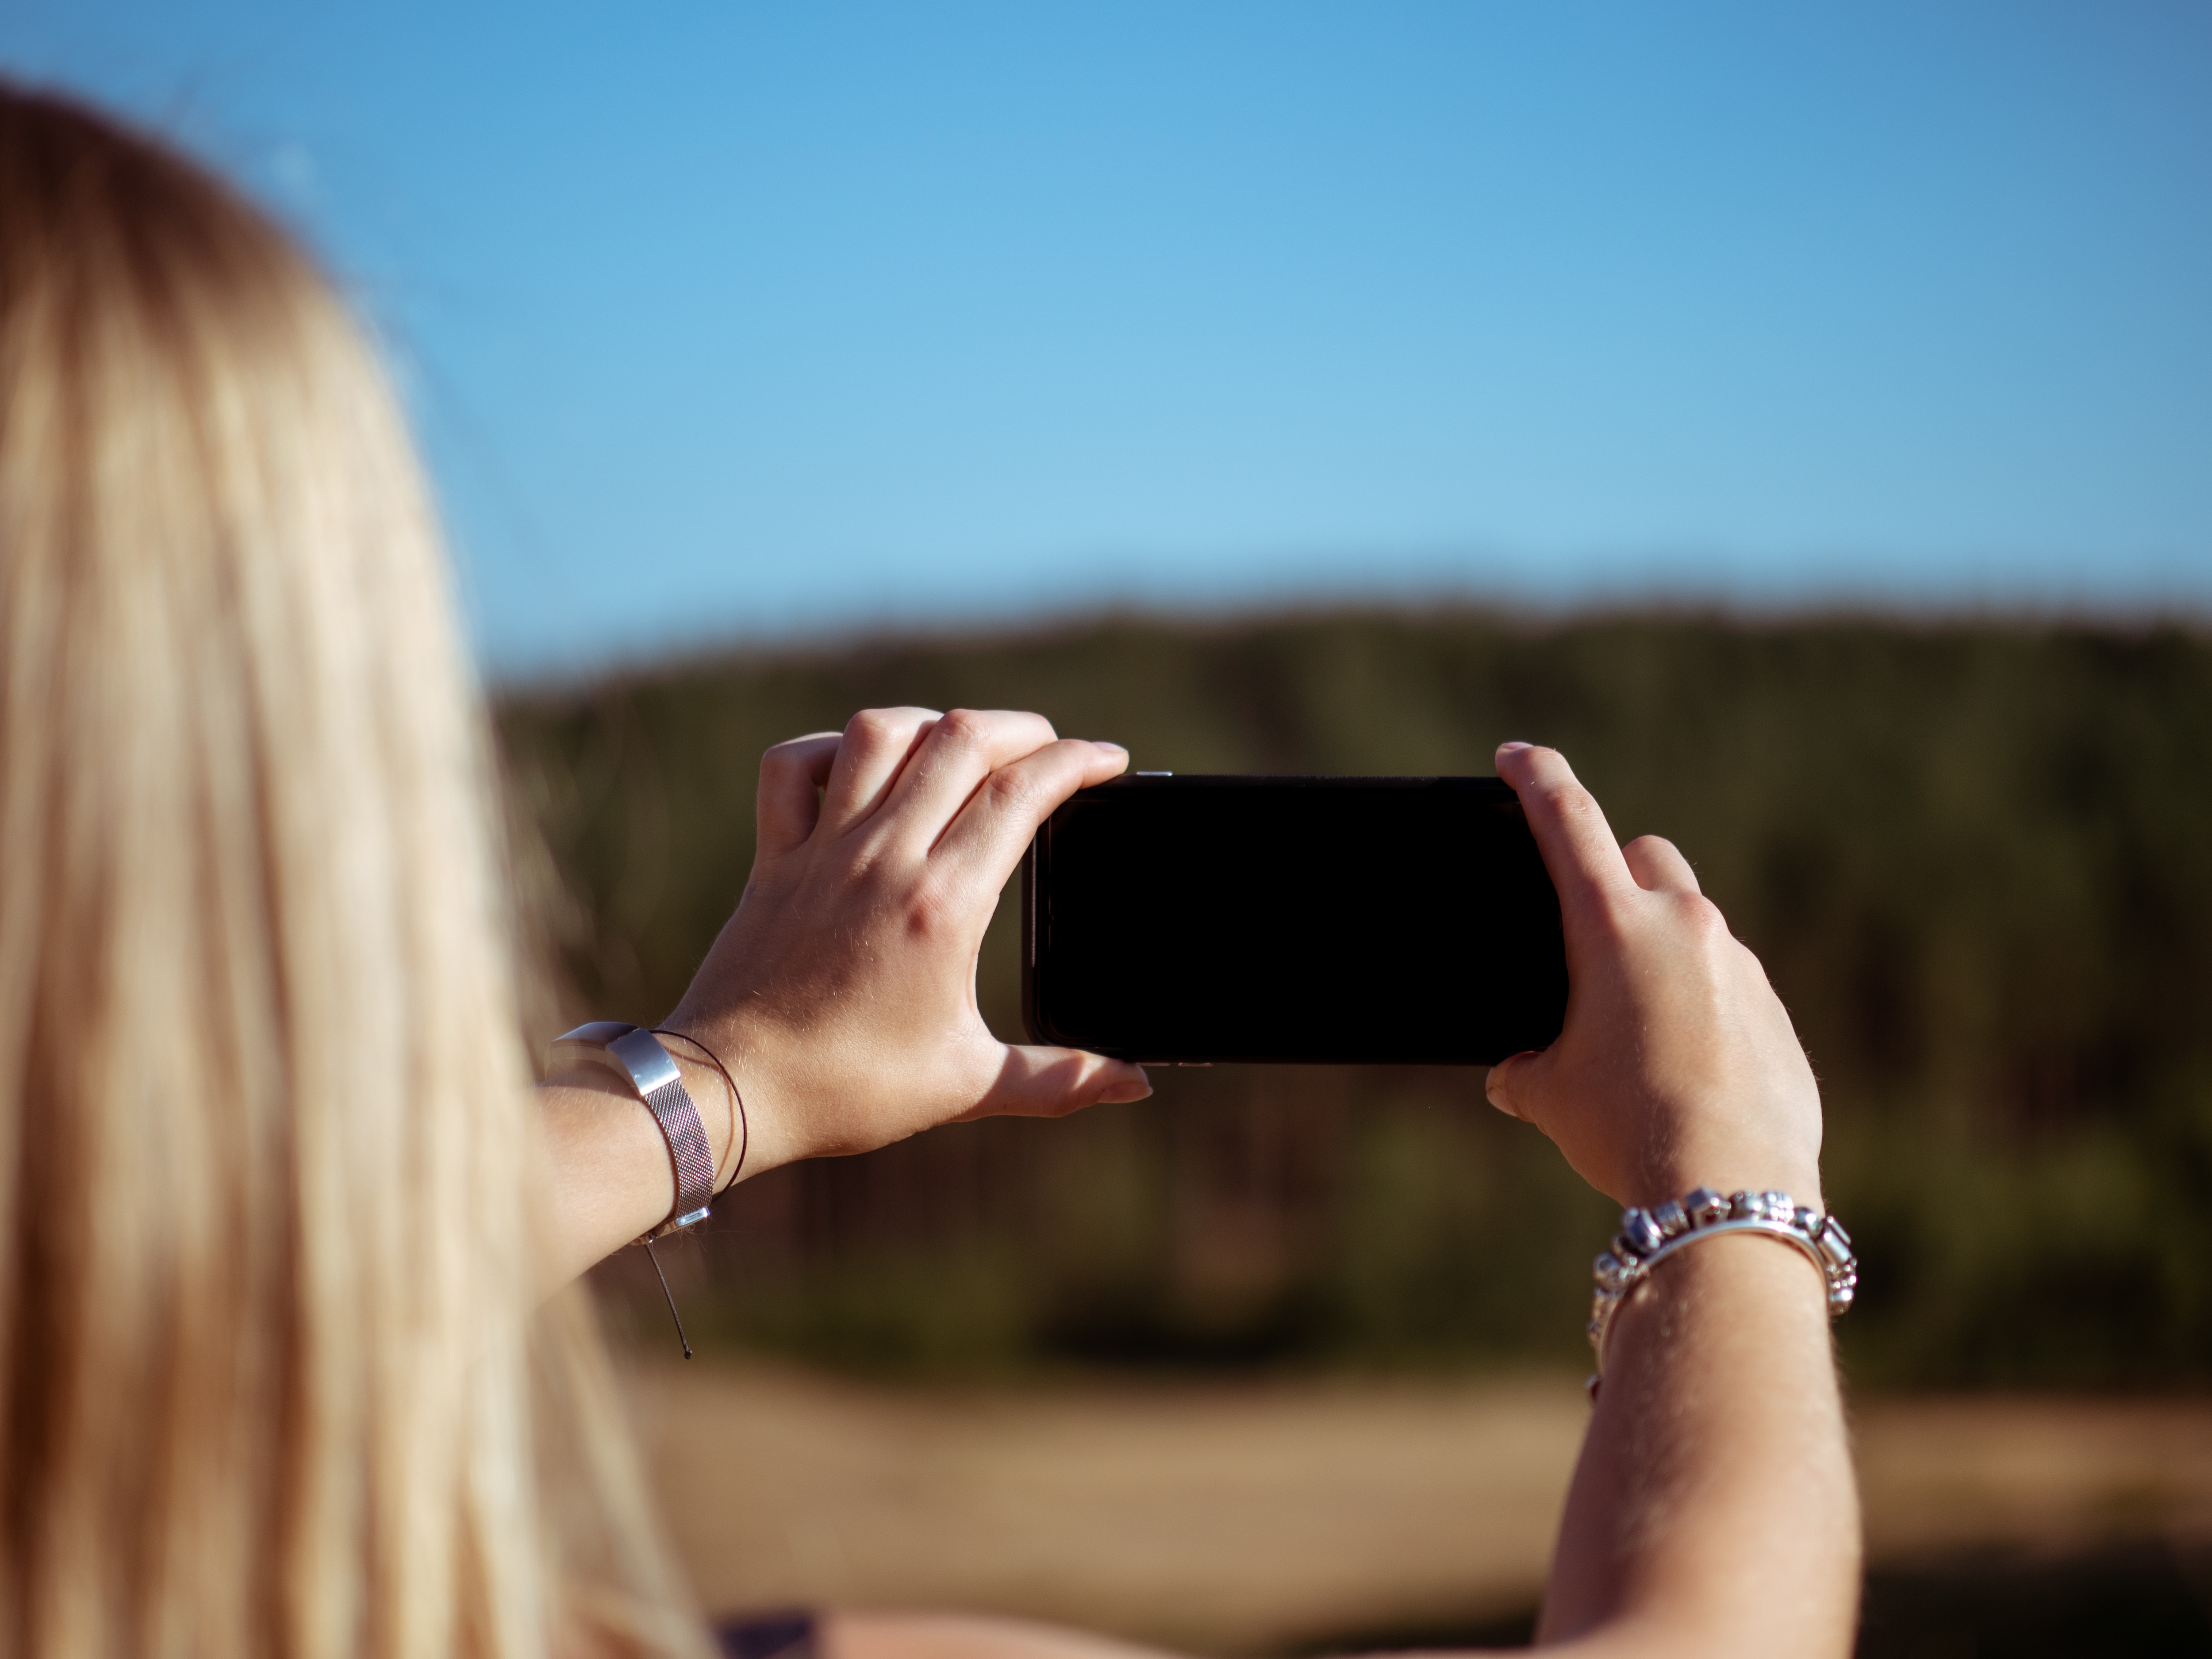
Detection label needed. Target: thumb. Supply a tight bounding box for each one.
[963,1046,1153,1121]
[1484,1050,1543,1121]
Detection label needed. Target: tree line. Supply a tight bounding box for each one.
[498,610,2212,1386]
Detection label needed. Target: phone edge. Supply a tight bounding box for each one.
[1020,824,1043,1045]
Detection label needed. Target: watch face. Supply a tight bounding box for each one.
[609,1027,686,1095]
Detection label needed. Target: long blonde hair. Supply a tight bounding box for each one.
[0,84,704,1658]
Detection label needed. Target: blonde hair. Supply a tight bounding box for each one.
[0,85,705,1658]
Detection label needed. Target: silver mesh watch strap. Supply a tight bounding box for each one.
[549,1022,717,1240]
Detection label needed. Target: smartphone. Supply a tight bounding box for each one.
[1021,774,1568,1065]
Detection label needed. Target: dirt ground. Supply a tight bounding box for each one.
[626,1359,2212,1654]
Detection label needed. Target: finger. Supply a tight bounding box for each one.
[1484,1050,1539,1120]
[927,738,1130,883]
[957,1046,1152,1121]
[1622,833,1701,895]
[756,733,842,855]
[818,707,941,836]
[1495,742,1637,921]
[879,708,1062,846]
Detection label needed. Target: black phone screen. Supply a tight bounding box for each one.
[1021,775,1568,1065]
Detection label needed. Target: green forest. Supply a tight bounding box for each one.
[496,610,2212,1388]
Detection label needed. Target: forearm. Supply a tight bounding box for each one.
[823,1613,1175,1659]
[1538,1233,1859,1655]
[802,1242,1858,1659]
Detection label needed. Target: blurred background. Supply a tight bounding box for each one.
[11,3,2212,1653]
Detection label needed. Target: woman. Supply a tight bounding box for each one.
[0,83,1856,1658]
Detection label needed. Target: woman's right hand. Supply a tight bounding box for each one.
[1481,742,1826,1212]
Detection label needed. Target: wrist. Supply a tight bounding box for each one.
[654,1004,813,1182]
[1642,1153,1824,1214]
[1638,1101,1824,1212]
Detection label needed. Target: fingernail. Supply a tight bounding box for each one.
[1093,741,1129,756]
[1498,741,1532,753]
[1097,1075,1152,1105]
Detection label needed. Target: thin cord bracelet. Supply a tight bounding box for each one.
[547,1021,722,1359]
[1585,1186,1857,1401]
[653,1028,748,1193]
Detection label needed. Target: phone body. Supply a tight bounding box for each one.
[1021,774,1567,1065]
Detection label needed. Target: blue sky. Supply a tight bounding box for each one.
[7,3,2209,676]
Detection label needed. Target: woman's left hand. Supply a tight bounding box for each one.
[661,706,1149,1178]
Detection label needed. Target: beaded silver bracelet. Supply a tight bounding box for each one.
[1586,1187,1857,1396]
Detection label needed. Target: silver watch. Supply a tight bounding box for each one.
[549,1022,717,1240]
